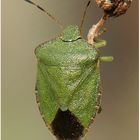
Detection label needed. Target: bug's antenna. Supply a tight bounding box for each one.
[80,1,91,34]
[24,0,63,29]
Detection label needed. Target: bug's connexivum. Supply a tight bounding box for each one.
[87,0,132,45]
[24,0,132,140]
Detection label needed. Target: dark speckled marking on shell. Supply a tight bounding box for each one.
[51,109,84,140]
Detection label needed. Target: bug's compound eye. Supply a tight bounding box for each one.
[60,25,81,41]
[95,0,132,17]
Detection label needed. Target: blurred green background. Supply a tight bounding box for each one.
[2,0,138,140]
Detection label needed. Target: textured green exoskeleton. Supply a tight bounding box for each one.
[35,25,113,140]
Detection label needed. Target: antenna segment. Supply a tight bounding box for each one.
[24,0,63,29]
[80,1,91,34]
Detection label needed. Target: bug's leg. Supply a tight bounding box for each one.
[100,56,114,62]
[97,106,102,114]
[35,84,40,103]
[93,39,107,48]
[95,105,102,114]
[97,89,102,114]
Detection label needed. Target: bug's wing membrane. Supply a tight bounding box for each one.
[36,62,60,125]
[69,65,100,127]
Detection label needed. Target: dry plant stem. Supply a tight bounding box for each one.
[87,14,109,45]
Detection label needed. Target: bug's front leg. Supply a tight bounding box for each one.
[100,56,114,62]
[93,39,107,48]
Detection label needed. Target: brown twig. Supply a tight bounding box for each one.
[87,14,108,45]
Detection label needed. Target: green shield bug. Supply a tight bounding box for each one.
[24,0,131,140]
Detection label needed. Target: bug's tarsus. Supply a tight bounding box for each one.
[80,1,91,34]
[24,0,63,29]
[93,39,106,48]
[97,106,102,114]
[100,56,114,62]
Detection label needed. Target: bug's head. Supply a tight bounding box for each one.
[60,0,91,42]
[60,25,81,42]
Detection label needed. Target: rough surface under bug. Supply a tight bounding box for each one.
[51,109,84,140]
